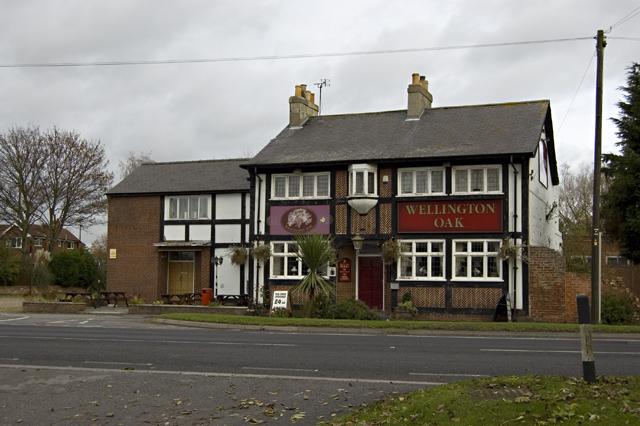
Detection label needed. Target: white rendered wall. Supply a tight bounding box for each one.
[216,193,243,220]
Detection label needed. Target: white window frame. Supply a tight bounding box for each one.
[348,164,377,197]
[398,167,446,196]
[271,173,330,200]
[34,238,43,247]
[270,241,331,279]
[166,195,211,220]
[6,238,22,249]
[452,239,502,281]
[452,165,502,195]
[606,255,629,267]
[397,240,446,281]
[67,241,75,249]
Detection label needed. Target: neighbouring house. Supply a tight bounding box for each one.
[106,159,251,303]
[242,74,565,321]
[0,224,84,286]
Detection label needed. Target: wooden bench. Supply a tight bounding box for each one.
[216,294,249,306]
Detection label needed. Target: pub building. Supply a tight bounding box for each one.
[243,74,562,321]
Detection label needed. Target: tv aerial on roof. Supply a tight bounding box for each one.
[314,79,330,115]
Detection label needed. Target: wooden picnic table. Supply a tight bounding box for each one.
[161,293,203,305]
[59,292,93,302]
[99,291,129,307]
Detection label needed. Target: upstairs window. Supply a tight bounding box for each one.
[167,195,211,220]
[6,238,22,249]
[453,240,502,280]
[67,241,75,249]
[348,164,377,197]
[399,168,445,196]
[34,238,43,247]
[452,166,501,194]
[272,173,330,199]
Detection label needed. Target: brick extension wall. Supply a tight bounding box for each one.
[528,246,567,323]
[107,196,162,303]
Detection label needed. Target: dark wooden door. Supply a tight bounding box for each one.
[358,257,383,309]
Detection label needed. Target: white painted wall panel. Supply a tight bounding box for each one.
[164,225,185,241]
[216,194,242,219]
[215,224,242,244]
[189,224,211,240]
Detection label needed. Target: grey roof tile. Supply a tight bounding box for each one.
[107,159,250,195]
[244,101,550,167]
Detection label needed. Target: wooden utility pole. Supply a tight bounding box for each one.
[591,30,606,324]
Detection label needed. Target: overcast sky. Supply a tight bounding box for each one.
[1,1,638,244]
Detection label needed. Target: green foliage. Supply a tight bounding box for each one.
[395,300,418,317]
[320,375,640,426]
[331,297,381,320]
[128,295,146,305]
[0,244,24,285]
[48,247,97,288]
[602,292,637,325]
[291,233,336,318]
[603,63,640,262]
[401,291,412,304]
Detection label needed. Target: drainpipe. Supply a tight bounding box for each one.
[510,157,519,322]
[254,168,263,305]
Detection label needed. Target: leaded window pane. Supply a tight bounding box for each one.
[488,256,499,277]
[303,175,314,197]
[471,242,484,252]
[455,241,467,253]
[487,241,500,252]
[367,172,375,194]
[431,242,443,253]
[288,176,300,197]
[415,171,428,193]
[274,177,286,198]
[400,257,412,278]
[431,170,443,193]
[455,257,467,277]
[272,243,285,253]
[415,242,428,253]
[487,168,500,191]
[287,257,299,275]
[416,256,429,276]
[355,171,364,194]
[471,256,484,276]
[317,175,329,196]
[431,256,443,277]
[273,257,285,275]
[455,170,467,192]
[400,171,413,194]
[470,169,484,192]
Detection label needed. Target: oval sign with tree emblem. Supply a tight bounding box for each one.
[281,207,318,234]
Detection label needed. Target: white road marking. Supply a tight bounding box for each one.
[0,358,19,361]
[0,335,295,347]
[480,349,640,355]
[410,372,489,377]
[242,367,319,372]
[0,316,30,322]
[0,363,442,386]
[84,361,153,366]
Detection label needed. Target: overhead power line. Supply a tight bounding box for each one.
[0,36,594,69]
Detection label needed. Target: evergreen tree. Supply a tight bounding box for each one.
[603,63,640,261]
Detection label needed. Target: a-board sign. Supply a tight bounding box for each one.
[271,290,291,311]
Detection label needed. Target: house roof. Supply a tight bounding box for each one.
[0,224,81,242]
[107,159,251,196]
[244,100,553,168]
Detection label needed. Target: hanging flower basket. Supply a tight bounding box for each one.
[227,245,248,266]
[382,238,401,264]
[499,240,529,264]
[252,243,272,263]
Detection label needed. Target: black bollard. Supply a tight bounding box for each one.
[577,294,596,383]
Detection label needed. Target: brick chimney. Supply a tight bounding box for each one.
[407,73,433,119]
[289,84,319,127]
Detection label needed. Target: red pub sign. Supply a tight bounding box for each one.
[398,199,503,233]
[338,258,351,282]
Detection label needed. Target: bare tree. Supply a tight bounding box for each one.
[118,150,154,179]
[40,127,113,253]
[558,162,594,236]
[89,232,108,258]
[0,125,46,259]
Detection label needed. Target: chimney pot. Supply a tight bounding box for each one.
[289,83,319,127]
[295,85,302,97]
[407,73,433,119]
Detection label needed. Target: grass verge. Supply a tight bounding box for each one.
[157,313,640,334]
[318,375,640,425]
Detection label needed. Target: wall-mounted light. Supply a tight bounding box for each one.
[293,168,302,174]
[352,234,364,251]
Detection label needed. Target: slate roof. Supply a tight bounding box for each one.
[244,100,552,167]
[107,159,250,196]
